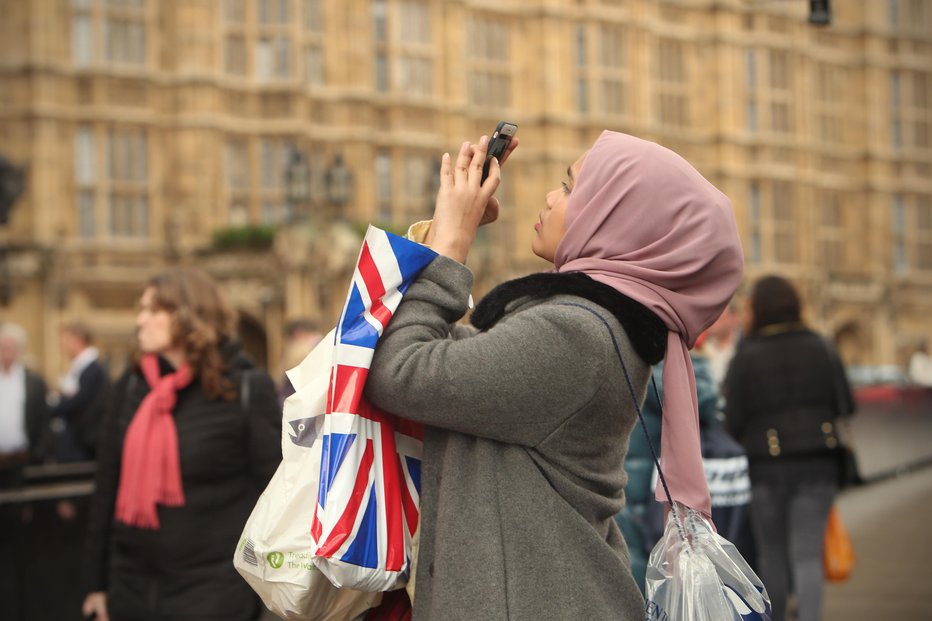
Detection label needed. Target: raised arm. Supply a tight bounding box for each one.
[365,255,612,446]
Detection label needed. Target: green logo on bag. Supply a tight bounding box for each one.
[267,552,284,569]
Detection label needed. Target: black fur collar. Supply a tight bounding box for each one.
[470,272,668,365]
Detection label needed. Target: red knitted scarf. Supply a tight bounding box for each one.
[114,354,193,529]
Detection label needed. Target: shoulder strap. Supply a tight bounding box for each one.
[556,302,676,506]
[558,301,706,548]
[240,369,254,413]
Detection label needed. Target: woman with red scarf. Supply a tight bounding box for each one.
[82,268,281,621]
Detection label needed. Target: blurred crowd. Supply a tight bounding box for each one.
[617,274,861,621]
[0,268,323,621]
[0,267,927,621]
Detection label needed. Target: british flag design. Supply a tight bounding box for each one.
[310,225,436,592]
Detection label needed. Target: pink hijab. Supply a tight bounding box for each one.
[554,131,744,517]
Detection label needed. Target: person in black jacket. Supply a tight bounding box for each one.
[724,275,855,621]
[49,321,111,462]
[82,268,281,621]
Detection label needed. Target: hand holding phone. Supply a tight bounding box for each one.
[481,121,518,184]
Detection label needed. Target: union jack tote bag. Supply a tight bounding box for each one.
[310,225,437,592]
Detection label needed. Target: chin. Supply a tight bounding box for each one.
[531,245,554,263]
[531,240,543,260]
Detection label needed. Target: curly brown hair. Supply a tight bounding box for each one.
[145,267,238,401]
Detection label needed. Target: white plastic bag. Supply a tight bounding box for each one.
[645,503,771,621]
[234,331,381,620]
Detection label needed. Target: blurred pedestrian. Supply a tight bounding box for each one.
[49,321,110,463]
[82,267,281,621]
[724,275,855,621]
[364,131,743,619]
[703,299,743,390]
[907,340,932,386]
[0,322,49,474]
[277,318,322,407]
[0,323,50,621]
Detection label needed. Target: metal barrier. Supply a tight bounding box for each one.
[1,460,97,621]
[0,461,96,506]
[23,461,96,479]
[851,385,932,482]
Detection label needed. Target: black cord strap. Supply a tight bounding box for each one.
[558,303,676,509]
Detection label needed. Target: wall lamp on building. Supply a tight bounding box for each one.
[808,0,831,26]
[325,153,353,212]
[281,146,359,323]
[0,154,26,306]
[285,148,311,222]
[0,154,26,226]
[285,147,354,223]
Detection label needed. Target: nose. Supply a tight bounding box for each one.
[545,189,560,207]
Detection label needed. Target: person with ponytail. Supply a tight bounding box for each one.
[364,132,743,619]
[82,268,281,621]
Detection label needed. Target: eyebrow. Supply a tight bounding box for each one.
[567,165,575,184]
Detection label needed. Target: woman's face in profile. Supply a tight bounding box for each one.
[532,152,587,263]
[136,287,174,354]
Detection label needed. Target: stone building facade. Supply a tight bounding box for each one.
[1,0,930,380]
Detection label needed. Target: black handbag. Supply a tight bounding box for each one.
[820,339,863,488]
[837,441,863,487]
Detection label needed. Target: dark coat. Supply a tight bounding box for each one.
[724,326,854,467]
[366,259,667,621]
[24,369,50,462]
[83,343,281,621]
[50,359,110,461]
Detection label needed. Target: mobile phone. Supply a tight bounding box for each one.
[481,121,518,184]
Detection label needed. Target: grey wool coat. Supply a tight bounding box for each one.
[365,256,668,621]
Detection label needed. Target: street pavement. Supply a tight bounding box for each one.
[256,468,932,621]
[823,465,932,621]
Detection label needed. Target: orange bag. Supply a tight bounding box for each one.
[824,505,856,582]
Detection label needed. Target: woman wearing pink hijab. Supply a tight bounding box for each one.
[365,131,744,620]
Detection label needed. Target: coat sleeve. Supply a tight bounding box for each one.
[243,370,282,490]
[365,256,614,447]
[82,369,134,595]
[52,364,106,421]
[25,372,50,463]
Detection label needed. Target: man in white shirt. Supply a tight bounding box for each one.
[0,323,48,476]
[1,325,50,621]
